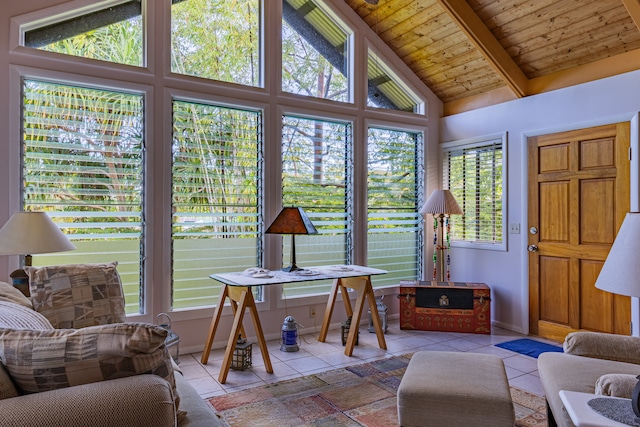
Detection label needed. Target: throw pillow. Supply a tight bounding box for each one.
[595,373,639,399]
[0,281,32,308]
[0,301,53,330]
[26,262,126,329]
[0,322,172,393]
[0,322,183,415]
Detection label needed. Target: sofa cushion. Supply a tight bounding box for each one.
[0,322,174,394]
[26,262,126,329]
[564,331,640,365]
[0,281,32,308]
[0,301,53,330]
[595,373,639,398]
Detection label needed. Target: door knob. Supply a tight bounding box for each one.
[527,245,538,252]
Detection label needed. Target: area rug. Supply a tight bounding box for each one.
[496,338,563,358]
[207,353,547,427]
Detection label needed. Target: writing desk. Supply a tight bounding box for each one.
[200,265,387,383]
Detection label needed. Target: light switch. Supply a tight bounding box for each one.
[509,223,520,234]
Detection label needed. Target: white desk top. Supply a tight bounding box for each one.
[210,264,387,286]
[559,390,633,427]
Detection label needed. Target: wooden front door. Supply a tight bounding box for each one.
[528,123,631,342]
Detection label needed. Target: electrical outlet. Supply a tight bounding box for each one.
[309,306,316,318]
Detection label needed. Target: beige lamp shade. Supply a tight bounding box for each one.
[0,211,76,256]
[420,190,463,215]
[595,212,640,297]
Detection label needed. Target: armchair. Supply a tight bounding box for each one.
[0,263,221,427]
[538,331,640,427]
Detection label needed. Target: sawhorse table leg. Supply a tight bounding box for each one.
[318,276,387,356]
[200,284,273,384]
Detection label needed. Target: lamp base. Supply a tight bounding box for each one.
[281,265,304,273]
[9,268,30,297]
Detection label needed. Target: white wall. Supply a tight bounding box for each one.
[441,70,640,334]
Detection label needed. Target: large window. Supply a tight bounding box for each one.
[14,0,428,315]
[172,101,262,309]
[443,134,506,249]
[280,115,351,297]
[367,128,423,286]
[22,79,145,314]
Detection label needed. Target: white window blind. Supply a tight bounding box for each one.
[367,128,423,285]
[443,137,504,247]
[22,79,145,314]
[172,101,262,309]
[281,115,352,297]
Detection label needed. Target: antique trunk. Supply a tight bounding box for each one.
[398,281,491,334]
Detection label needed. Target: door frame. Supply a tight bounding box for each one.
[521,114,640,336]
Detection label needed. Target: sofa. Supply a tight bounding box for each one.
[538,331,640,427]
[0,264,222,427]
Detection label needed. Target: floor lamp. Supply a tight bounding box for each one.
[420,190,463,282]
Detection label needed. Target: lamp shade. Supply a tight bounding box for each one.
[420,190,463,215]
[595,212,640,297]
[265,207,318,235]
[0,212,76,256]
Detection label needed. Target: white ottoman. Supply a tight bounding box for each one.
[397,351,514,427]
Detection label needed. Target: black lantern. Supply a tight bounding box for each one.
[341,316,359,346]
[230,335,252,371]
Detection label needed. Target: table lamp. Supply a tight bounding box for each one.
[0,211,76,294]
[593,212,640,417]
[420,190,463,282]
[265,207,317,272]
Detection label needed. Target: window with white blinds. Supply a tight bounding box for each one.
[172,101,262,309]
[443,134,506,249]
[367,128,423,286]
[280,115,351,297]
[22,79,145,314]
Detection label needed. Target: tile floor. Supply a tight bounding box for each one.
[179,318,558,400]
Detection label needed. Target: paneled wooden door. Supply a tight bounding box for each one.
[528,123,631,342]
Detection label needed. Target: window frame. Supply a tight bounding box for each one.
[442,132,507,252]
[6,0,435,323]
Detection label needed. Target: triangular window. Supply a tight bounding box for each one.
[282,0,351,103]
[367,47,422,113]
[22,0,144,67]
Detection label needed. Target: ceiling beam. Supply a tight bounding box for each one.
[622,0,640,30]
[436,0,528,98]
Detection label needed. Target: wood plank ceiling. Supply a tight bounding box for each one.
[344,0,640,115]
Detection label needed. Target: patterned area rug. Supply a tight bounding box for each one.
[207,353,547,427]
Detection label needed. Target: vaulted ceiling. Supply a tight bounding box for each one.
[344,0,640,115]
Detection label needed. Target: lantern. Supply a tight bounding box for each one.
[280,315,300,352]
[231,335,252,370]
[341,316,359,346]
[156,313,180,363]
[367,289,388,334]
